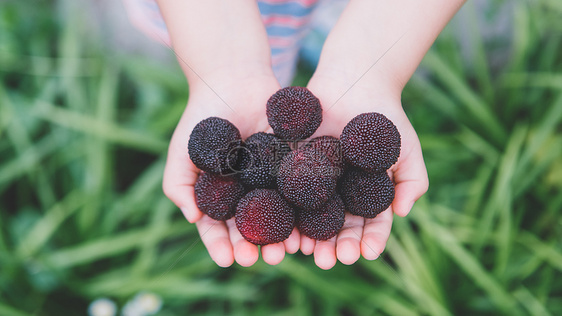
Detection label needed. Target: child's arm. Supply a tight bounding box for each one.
[158,0,299,267]
[305,0,465,269]
[156,0,274,85]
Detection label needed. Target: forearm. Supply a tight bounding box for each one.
[315,0,465,94]
[156,0,274,87]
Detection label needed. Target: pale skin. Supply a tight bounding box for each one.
[158,0,465,269]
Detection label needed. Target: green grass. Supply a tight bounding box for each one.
[1,0,561,315]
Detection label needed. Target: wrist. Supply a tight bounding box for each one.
[186,66,280,117]
[308,65,403,105]
[186,61,280,105]
[186,60,275,90]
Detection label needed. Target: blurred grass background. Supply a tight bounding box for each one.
[1,0,561,315]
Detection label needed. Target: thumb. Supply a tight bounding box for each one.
[391,143,429,217]
[163,146,203,223]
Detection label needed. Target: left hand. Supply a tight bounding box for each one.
[302,69,429,269]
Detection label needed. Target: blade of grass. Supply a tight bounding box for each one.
[473,125,526,270]
[15,190,85,259]
[534,192,562,233]
[510,251,545,281]
[31,101,167,154]
[0,303,32,316]
[434,22,465,78]
[359,256,405,289]
[463,163,495,217]
[410,74,461,121]
[507,1,531,71]
[130,197,175,278]
[58,10,92,111]
[390,219,449,311]
[514,137,562,198]
[465,0,494,102]
[119,55,186,93]
[42,221,189,269]
[423,51,506,145]
[101,158,166,233]
[386,235,451,316]
[517,92,562,177]
[513,285,552,316]
[278,258,418,316]
[82,275,256,301]
[1,87,57,209]
[536,265,555,307]
[289,283,312,316]
[457,126,499,165]
[543,0,562,13]
[501,73,562,90]
[0,135,65,188]
[78,66,119,233]
[493,125,527,278]
[518,232,562,273]
[414,199,520,315]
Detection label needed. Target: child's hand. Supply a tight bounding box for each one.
[302,70,429,269]
[163,72,301,267]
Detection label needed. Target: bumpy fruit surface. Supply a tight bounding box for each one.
[277,149,337,210]
[297,194,345,240]
[266,87,322,140]
[340,112,400,173]
[235,189,295,245]
[188,117,242,174]
[339,168,395,218]
[239,132,291,189]
[305,135,345,175]
[194,172,245,221]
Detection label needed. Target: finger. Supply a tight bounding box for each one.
[300,235,316,255]
[283,227,300,254]
[392,143,429,217]
[313,236,337,270]
[336,213,364,265]
[163,145,203,223]
[195,216,234,267]
[178,186,203,223]
[261,242,286,265]
[361,208,393,260]
[226,218,259,267]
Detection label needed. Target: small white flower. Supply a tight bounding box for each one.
[88,298,117,316]
[135,292,163,315]
[121,292,163,316]
[121,300,144,316]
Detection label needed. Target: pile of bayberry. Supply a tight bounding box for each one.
[188,87,400,245]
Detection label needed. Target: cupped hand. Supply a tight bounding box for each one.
[162,70,301,267]
[303,70,429,269]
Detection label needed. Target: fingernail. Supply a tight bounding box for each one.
[180,207,193,223]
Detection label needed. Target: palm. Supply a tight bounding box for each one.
[163,75,301,267]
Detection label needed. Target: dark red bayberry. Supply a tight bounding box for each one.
[194,172,245,221]
[277,149,337,210]
[297,194,345,240]
[266,87,322,140]
[239,132,291,189]
[304,135,345,176]
[339,168,395,218]
[340,112,400,173]
[235,189,295,245]
[188,117,242,174]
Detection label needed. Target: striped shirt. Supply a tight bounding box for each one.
[122,0,320,86]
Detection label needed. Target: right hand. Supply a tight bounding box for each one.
[162,69,301,267]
